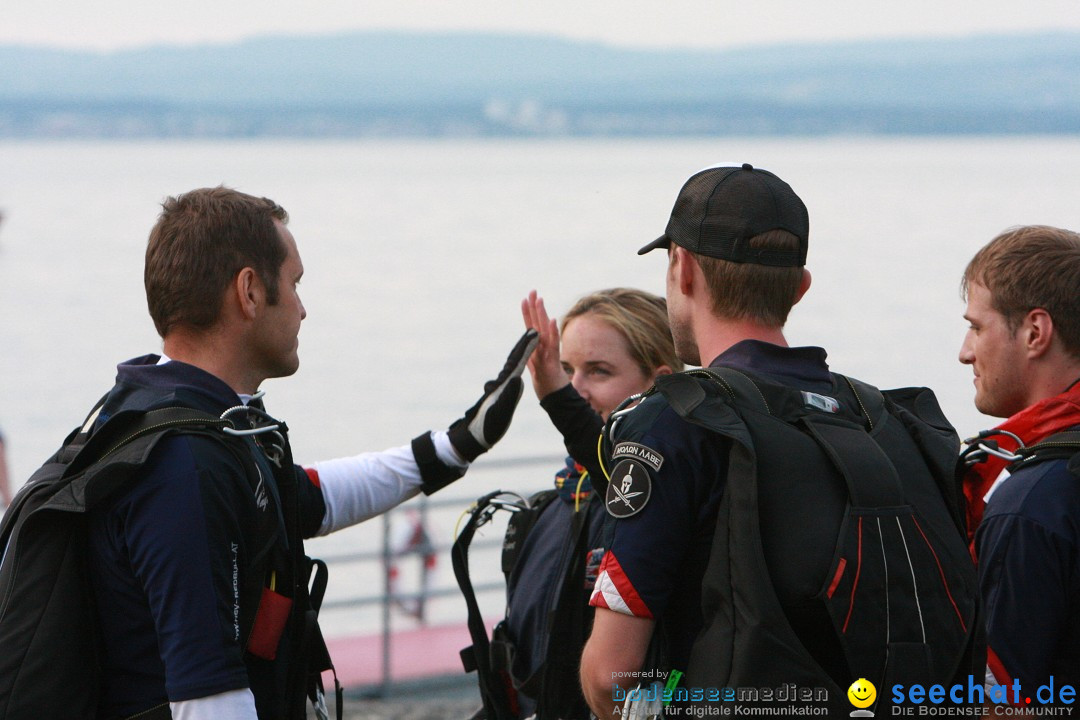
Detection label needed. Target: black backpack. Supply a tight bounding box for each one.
[0,400,342,720]
[633,368,982,714]
[453,486,599,720]
[0,401,239,719]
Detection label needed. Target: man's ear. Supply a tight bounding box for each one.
[1024,308,1055,359]
[793,268,812,305]
[673,246,697,294]
[234,267,262,321]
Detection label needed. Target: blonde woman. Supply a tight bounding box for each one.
[499,288,681,719]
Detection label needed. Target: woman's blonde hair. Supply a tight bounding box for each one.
[561,288,683,376]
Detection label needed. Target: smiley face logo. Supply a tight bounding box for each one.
[847,678,876,710]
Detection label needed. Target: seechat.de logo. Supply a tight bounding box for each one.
[848,678,877,717]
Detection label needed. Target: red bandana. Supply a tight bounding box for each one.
[962,383,1080,552]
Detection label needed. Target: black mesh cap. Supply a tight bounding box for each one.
[639,163,809,266]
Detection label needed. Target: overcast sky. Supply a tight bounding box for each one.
[5,0,1080,51]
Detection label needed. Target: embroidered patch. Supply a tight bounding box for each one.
[605,459,652,518]
[611,441,664,471]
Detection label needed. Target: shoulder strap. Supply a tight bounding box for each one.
[53,407,235,515]
[66,406,230,476]
[1018,430,1080,455]
[798,376,907,507]
[638,369,753,451]
[838,375,888,431]
[4,404,233,527]
[1012,430,1080,475]
[452,491,526,720]
[700,367,771,414]
[651,366,772,417]
[802,414,905,508]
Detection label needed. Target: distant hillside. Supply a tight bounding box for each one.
[1,31,1078,137]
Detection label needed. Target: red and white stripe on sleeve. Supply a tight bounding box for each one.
[589,551,653,619]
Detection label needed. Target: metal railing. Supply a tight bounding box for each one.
[315,453,563,696]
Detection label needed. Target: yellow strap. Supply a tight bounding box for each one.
[453,504,476,540]
[574,472,588,513]
[597,432,611,482]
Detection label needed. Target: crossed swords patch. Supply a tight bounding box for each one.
[605,458,652,518]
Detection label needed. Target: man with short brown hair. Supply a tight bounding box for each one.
[144,186,290,338]
[959,224,1080,694]
[78,186,536,719]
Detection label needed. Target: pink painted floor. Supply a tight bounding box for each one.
[323,620,495,690]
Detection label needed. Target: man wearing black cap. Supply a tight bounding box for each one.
[579,164,978,717]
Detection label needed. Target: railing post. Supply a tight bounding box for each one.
[380,510,392,697]
[309,455,560,696]
[418,496,430,624]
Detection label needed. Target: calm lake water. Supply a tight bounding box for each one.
[2,135,1079,635]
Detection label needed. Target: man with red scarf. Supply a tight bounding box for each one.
[959,225,1080,695]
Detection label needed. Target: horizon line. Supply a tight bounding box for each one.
[2,26,1078,56]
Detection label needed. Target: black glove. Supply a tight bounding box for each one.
[449,328,539,460]
[412,329,539,494]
